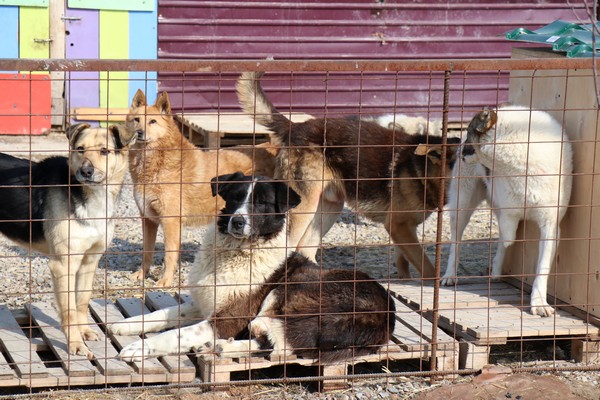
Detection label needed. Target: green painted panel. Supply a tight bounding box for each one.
[19,6,50,59]
[99,10,129,126]
[68,0,153,12]
[0,0,47,6]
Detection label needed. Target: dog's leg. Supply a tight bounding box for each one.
[49,255,92,359]
[131,217,158,282]
[530,220,559,317]
[290,189,326,260]
[385,219,435,279]
[441,170,487,285]
[157,216,182,287]
[110,300,203,336]
[488,211,521,285]
[118,319,215,362]
[75,252,103,342]
[394,251,411,279]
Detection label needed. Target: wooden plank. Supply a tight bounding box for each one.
[0,0,48,5]
[19,6,50,59]
[0,306,47,378]
[71,107,129,122]
[65,7,99,126]
[81,313,132,377]
[49,0,66,127]
[115,298,196,376]
[99,10,129,128]
[176,112,313,136]
[27,303,96,377]
[129,0,157,104]
[88,299,166,375]
[68,0,154,11]
[0,6,18,65]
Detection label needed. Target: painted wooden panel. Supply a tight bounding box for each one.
[18,6,49,59]
[68,0,154,12]
[0,0,47,6]
[0,6,18,59]
[129,1,157,105]
[65,7,99,125]
[99,10,129,119]
[0,73,51,135]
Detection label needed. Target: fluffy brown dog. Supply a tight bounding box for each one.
[126,90,277,287]
[237,72,461,279]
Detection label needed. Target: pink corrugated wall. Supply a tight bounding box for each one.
[157,1,586,120]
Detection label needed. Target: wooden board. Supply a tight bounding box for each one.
[0,6,18,63]
[19,6,50,59]
[129,0,158,105]
[71,107,129,122]
[177,112,313,136]
[65,7,99,126]
[0,73,52,135]
[392,280,600,345]
[68,0,154,11]
[507,47,600,319]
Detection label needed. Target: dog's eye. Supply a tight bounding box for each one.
[100,148,110,156]
[149,119,157,125]
[133,117,140,123]
[76,146,84,153]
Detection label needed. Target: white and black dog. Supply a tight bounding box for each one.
[441,106,573,317]
[111,172,395,362]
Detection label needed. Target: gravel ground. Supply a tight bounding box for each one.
[2,157,599,399]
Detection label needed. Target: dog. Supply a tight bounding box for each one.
[236,72,462,279]
[440,106,573,317]
[110,172,395,363]
[125,89,277,287]
[0,123,136,358]
[365,114,442,136]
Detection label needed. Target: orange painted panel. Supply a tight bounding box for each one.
[0,74,51,135]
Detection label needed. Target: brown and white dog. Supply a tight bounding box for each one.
[0,124,136,358]
[236,72,461,279]
[125,90,277,287]
[112,173,394,363]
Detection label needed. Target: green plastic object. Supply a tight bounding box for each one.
[505,19,600,58]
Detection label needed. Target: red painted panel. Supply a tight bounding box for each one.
[0,74,51,135]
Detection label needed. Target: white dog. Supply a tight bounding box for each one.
[441,106,573,317]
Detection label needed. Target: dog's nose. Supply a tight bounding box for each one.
[79,165,94,178]
[230,216,245,231]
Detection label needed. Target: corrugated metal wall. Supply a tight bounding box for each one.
[158,0,586,119]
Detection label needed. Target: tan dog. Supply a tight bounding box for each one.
[126,90,277,287]
[0,123,136,358]
[237,72,461,279]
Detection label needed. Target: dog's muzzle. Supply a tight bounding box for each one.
[228,215,251,238]
[76,163,104,184]
[136,129,146,142]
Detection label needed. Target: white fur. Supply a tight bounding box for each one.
[368,114,442,136]
[441,106,573,317]
[112,220,292,361]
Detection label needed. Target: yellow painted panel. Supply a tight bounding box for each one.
[19,6,50,59]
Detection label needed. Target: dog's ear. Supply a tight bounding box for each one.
[468,107,498,136]
[211,172,247,199]
[131,89,147,108]
[274,182,301,213]
[155,91,172,115]
[65,123,90,144]
[109,124,137,149]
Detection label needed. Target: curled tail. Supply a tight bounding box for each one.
[236,72,292,146]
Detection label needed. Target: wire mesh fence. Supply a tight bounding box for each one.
[0,56,599,397]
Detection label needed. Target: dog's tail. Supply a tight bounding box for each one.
[236,72,292,146]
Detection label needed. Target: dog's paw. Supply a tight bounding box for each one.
[109,322,144,336]
[69,341,94,360]
[530,299,555,318]
[129,269,145,282]
[155,276,173,288]
[249,317,270,338]
[119,340,154,362]
[80,327,100,342]
[195,340,224,358]
[440,274,456,286]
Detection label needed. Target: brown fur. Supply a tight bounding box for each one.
[236,72,460,279]
[126,89,277,287]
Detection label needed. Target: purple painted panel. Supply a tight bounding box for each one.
[65,8,99,125]
[157,0,587,120]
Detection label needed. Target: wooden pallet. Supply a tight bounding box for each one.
[0,291,458,389]
[389,280,600,370]
[198,296,458,386]
[0,293,196,388]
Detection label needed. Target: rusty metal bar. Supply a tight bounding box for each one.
[0,57,596,73]
[429,69,453,381]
